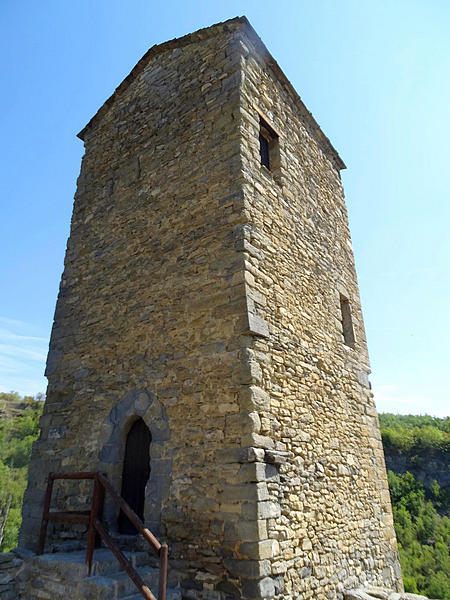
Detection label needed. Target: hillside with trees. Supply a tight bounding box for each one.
[381,413,449,497]
[380,414,449,598]
[0,395,449,597]
[0,392,43,552]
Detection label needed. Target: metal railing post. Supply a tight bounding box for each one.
[37,474,54,555]
[86,477,101,574]
[38,471,167,600]
[158,544,168,600]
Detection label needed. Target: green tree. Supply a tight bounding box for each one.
[387,470,450,599]
[0,392,43,552]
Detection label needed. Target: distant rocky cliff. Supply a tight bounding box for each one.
[384,448,449,492]
[379,413,449,506]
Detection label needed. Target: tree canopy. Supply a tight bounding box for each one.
[0,392,43,551]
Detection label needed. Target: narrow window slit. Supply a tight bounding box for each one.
[258,114,279,171]
[339,295,355,348]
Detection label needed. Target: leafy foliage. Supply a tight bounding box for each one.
[0,392,43,552]
[379,413,450,432]
[388,471,450,598]
[381,412,450,599]
[379,413,450,453]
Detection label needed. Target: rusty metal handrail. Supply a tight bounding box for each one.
[37,471,167,600]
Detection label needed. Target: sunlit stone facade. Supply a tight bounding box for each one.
[19,17,402,600]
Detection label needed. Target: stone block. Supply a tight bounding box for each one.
[344,591,377,600]
[239,539,275,560]
[219,482,268,503]
[223,558,271,578]
[365,586,390,599]
[237,462,278,483]
[242,500,281,520]
[247,314,270,338]
[238,519,268,542]
[242,576,275,599]
[242,434,274,450]
[264,449,288,465]
[215,446,265,465]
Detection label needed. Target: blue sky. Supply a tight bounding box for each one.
[0,1,448,416]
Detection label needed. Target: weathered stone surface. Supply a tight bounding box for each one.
[344,590,430,600]
[365,585,391,599]
[345,591,378,600]
[13,549,182,600]
[18,15,403,600]
[242,576,276,599]
[0,551,23,599]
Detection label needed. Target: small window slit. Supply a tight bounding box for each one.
[258,114,279,171]
[339,294,355,348]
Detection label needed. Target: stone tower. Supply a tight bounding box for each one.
[20,16,402,600]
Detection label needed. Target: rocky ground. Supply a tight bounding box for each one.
[345,587,430,600]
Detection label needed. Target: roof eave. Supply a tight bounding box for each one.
[238,17,346,171]
[77,16,346,171]
[77,16,247,141]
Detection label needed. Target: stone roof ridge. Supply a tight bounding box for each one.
[77,16,247,141]
[239,18,346,171]
[77,15,345,171]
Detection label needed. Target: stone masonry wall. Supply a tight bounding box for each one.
[19,17,403,600]
[20,21,272,597]
[235,27,403,600]
[0,551,22,600]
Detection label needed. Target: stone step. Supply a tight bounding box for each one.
[17,549,181,600]
[80,566,160,599]
[90,548,151,575]
[31,548,154,577]
[78,569,151,600]
[81,567,181,600]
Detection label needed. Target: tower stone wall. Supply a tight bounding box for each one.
[235,27,402,597]
[19,17,402,600]
[21,18,248,562]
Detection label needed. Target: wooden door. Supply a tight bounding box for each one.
[118,418,151,534]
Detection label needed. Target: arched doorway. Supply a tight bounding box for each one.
[118,418,151,534]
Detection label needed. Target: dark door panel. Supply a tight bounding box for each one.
[118,418,151,534]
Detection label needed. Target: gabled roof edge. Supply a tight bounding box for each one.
[238,17,346,171]
[77,16,346,171]
[77,16,246,141]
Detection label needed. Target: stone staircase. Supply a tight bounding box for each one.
[16,548,182,600]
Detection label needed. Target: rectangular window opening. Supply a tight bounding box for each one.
[339,294,355,348]
[259,115,279,171]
